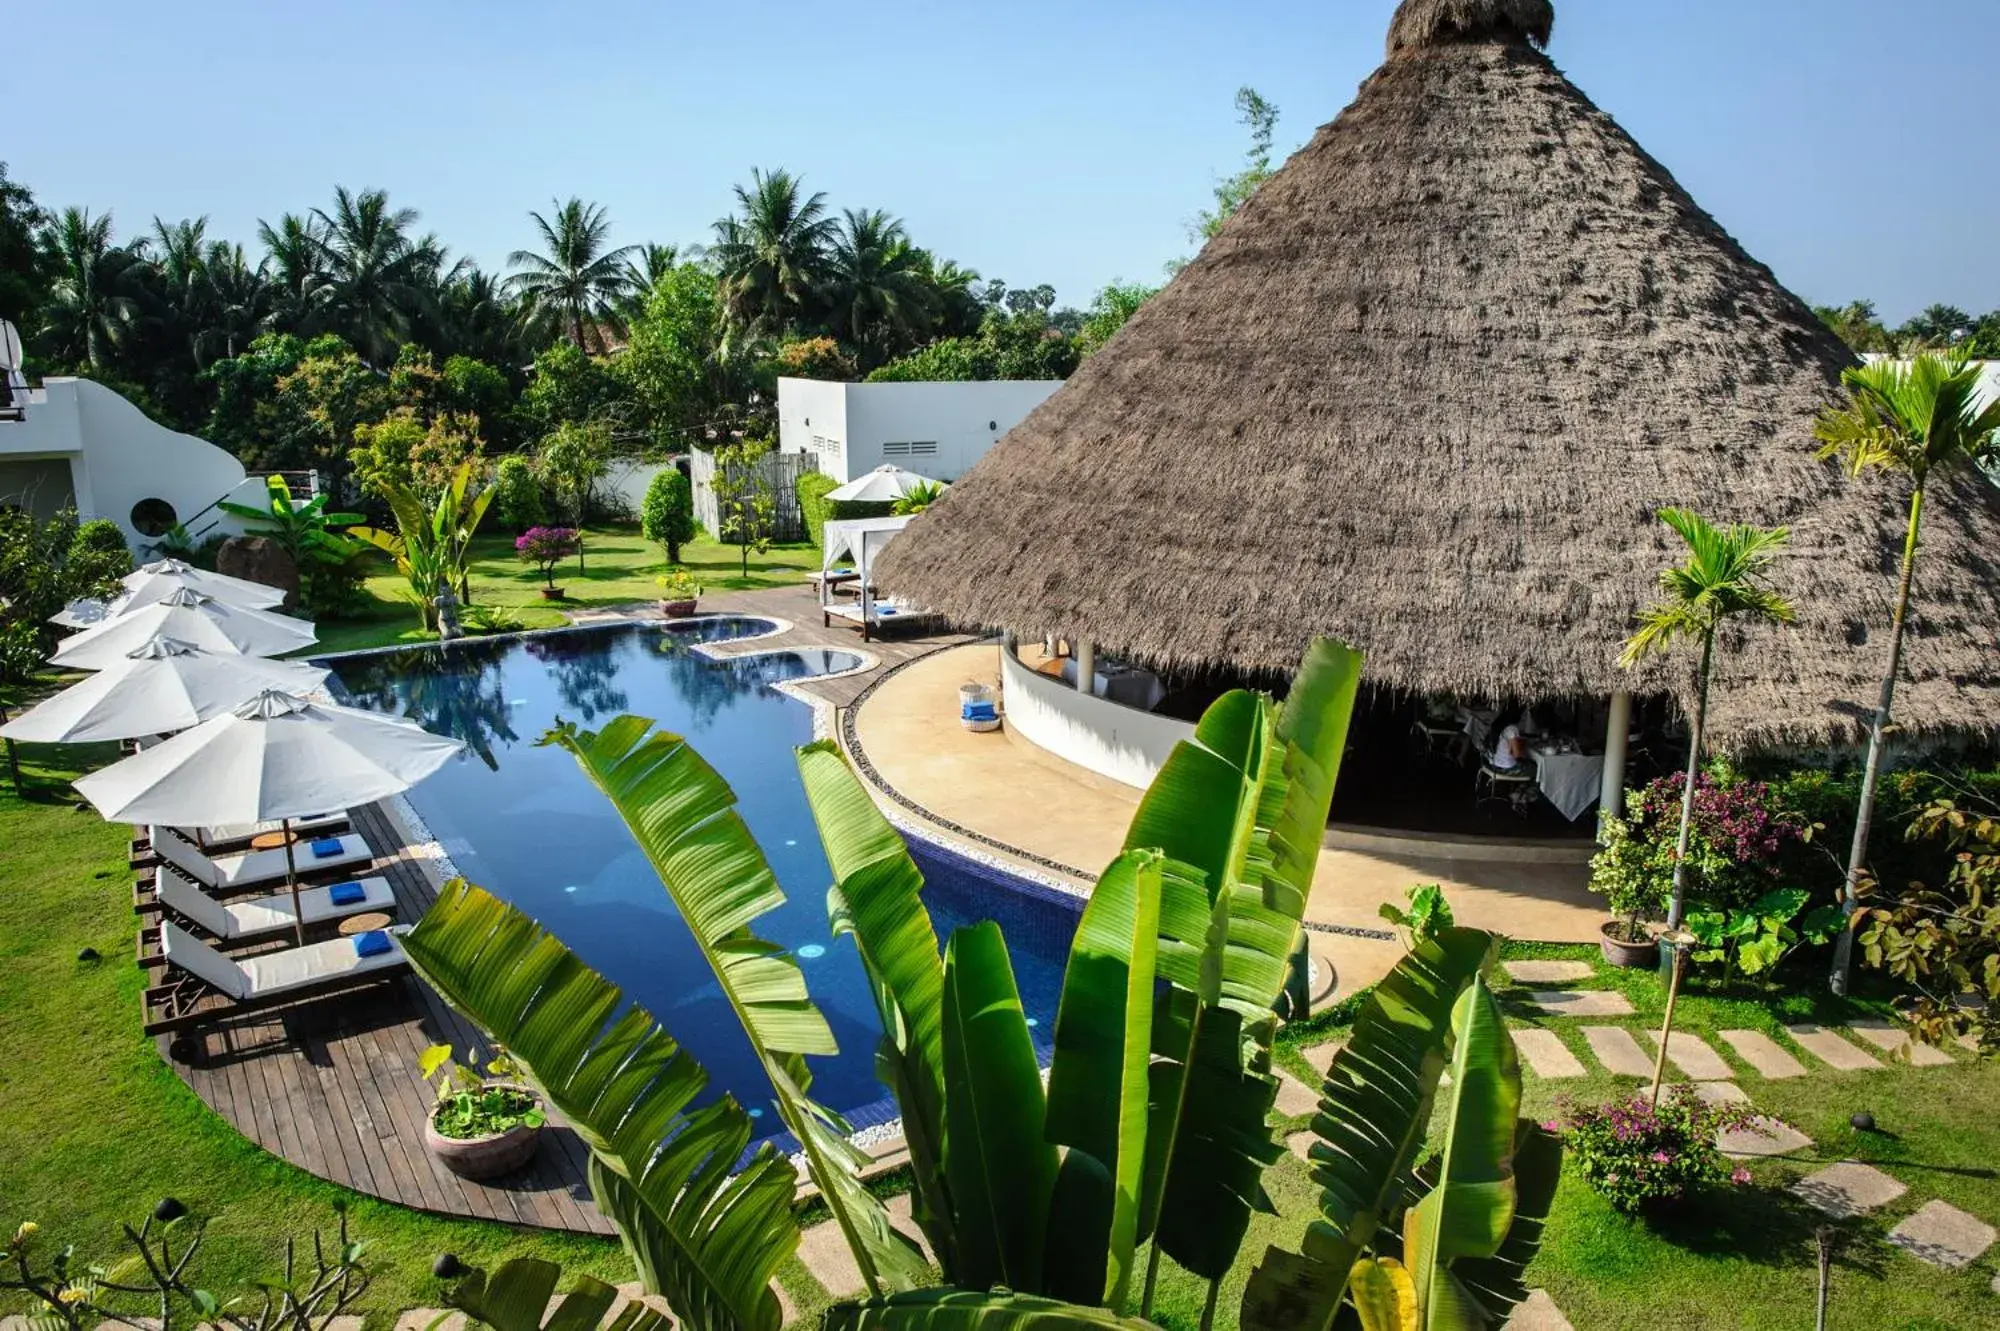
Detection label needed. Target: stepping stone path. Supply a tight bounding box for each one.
[885,1192,934,1265]
[1512,1028,1587,1079]
[1791,1161,1908,1219]
[1503,960,1594,985]
[1847,1017,1955,1067]
[1287,1129,1316,1161]
[1299,1039,1346,1076]
[1502,1289,1575,1330]
[1718,1029,1807,1079]
[1529,989,1634,1018]
[1274,1070,1321,1118]
[1887,1200,1997,1269]
[1647,1031,1734,1080]
[1718,1116,1814,1160]
[395,1313,466,1331]
[1694,1081,1750,1105]
[1785,1024,1884,1071]
[1581,1025,1655,1076]
[798,1215,867,1297]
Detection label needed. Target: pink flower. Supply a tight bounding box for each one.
[1731,1167,1752,1185]
[1650,1151,1672,1164]
[1542,1120,1560,1133]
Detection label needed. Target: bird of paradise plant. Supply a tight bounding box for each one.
[349,459,495,631]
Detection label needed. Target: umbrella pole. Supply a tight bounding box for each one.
[282,816,306,947]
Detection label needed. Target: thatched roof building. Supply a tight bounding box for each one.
[876,0,2000,749]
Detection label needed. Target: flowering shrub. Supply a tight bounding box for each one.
[1556,1086,1753,1214]
[515,526,581,589]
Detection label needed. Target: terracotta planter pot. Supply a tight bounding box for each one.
[424,1087,544,1180]
[540,587,566,601]
[1599,920,1657,968]
[659,599,698,618]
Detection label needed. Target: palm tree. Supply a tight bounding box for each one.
[434,267,526,368]
[505,198,638,351]
[198,242,271,362]
[708,168,838,340]
[310,186,437,365]
[142,216,211,367]
[1621,508,1795,934]
[257,211,328,333]
[1814,353,2000,992]
[824,208,935,367]
[40,208,142,369]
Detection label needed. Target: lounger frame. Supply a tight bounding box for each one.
[141,957,410,1036]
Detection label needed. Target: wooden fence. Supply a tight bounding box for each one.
[689,449,813,546]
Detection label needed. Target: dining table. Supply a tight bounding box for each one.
[1531,740,1605,822]
[1058,657,1168,712]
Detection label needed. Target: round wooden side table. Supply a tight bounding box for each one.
[337,912,394,937]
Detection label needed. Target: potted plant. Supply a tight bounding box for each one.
[655,568,701,618]
[1553,1086,1754,1216]
[418,1043,545,1180]
[1590,790,1672,966]
[516,526,580,601]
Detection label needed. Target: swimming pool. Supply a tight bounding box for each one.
[324,619,1082,1122]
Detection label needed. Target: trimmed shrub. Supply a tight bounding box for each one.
[492,455,546,532]
[68,519,134,597]
[640,469,695,562]
[796,472,838,550]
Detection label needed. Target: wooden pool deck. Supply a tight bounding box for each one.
[161,585,969,1233]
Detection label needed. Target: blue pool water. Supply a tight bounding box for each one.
[324,618,1082,1119]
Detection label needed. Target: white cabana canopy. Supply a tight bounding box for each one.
[0,637,329,744]
[821,516,914,589]
[825,465,941,504]
[51,589,316,669]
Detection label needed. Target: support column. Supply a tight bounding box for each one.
[1598,689,1633,841]
[1075,639,1096,695]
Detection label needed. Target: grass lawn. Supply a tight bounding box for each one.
[304,525,817,657]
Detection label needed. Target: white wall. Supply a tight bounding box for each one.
[604,458,674,519]
[1000,646,1193,789]
[776,377,1060,484]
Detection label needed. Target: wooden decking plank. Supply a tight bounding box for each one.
[294,1016,377,1197]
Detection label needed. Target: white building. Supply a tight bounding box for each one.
[0,377,264,550]
[776,377,1062,484]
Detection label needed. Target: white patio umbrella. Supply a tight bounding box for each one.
[51,597,117,629]
[0,637,330,744]
[825,465,941,504]
[50,589,316,670]
[76,690,464,943]
[122,558,286,607]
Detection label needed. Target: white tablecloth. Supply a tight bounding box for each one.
[1533,749,1604,822]
[1058,659,1167,711]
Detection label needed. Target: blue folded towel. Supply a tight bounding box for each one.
[877,606,899,616]
[962,703,998,721]
[353,929,393,958]
[328,881,366,905]
[309,837,345,859]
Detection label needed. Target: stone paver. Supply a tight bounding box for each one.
[885,1192,935,1265]
[1530,989,1635,1018]
[1648,1030,1735,1080]
[1719,1029,1808,1079]
[1694,1080,1750,1105]
[1299,1039,1346,1076]
[797,1217,866,1297]
[1847,1017,1955,1067]
[1512,1028,1587,1079]
[1790,1161,1908,1218]
[1719,1116,1814,1159]
[1581,1025,1654,1076]
[1274,1070,1320,1118]
[1785,1025,1884,1071]
[1287,1129,1316,1160]
[395,1313,466,1331]
[1887,1200,1997,1268]
[1502,1289,1575,1330]
[1503,960,1594,985]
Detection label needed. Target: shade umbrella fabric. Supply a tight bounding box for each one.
[825,465,940,503]
[121,558,286,608]
[120,569,287,617]
[0,637,329,744]
[75,690,464,943]
[50,589,316,669]
[51,597,116,629]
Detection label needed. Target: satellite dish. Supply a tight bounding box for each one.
[0,320,20,371]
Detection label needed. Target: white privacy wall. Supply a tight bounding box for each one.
[1000,646,1193,789]
[777,378,1060,483]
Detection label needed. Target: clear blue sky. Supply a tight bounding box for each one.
[13,0,1995,322]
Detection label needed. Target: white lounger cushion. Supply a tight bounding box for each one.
[193,811,345,846]
[160,918,408,1001]
[156,873,395,941]
[151,826,372,889]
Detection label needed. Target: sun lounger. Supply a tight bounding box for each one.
[148,825,373,895]
[141,873,396,958]
[131,811,351,862]
[142,918,411,1035]
[822,597,937,642]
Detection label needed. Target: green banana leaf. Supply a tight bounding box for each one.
[1238,928,1498,1331]
[402,880,794,1331]
[939,921,1057,1294]
[1402,980,1520,1330]
[794,740,956,1277]
[445,1256,669,1331]
[1449,1124,1561,1324]
[1042,848,1165,1309]
[820,1286,1162,1331]
[549,715,928,1299]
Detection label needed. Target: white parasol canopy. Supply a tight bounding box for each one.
[825,465,940,504]
[122,558,286,606]
[0,637,329,744]
[51,589,316,669]
[51,598,117,629]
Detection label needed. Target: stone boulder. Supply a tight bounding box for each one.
[215,536,299,610]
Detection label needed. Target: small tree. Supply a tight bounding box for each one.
[639,468,695,563]
[491,454,547,532]
[712,439,776,579]
[536,420,610,569]
[516,526,581,592]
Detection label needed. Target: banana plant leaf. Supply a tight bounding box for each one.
[820,1286,1163,1331]
[795,740,956,1277]
[445,1256,670,1331]
[1041,848,1165,1310]
[1346,1259,1418,1331]
[550,715,927,1299]
[1238,928,1498,1331]
[939,921,1057,1294]
[1448,1124,1561,1324]
[402,880,794,1331]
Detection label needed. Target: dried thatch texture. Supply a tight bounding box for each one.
[874,9,2000,750]
[1388,0,1553,55]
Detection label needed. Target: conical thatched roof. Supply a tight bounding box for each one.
[876,0,2000,749]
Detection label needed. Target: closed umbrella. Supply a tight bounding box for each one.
[122,558,287,608]
[51,589,316,669]
[76,690,464,943]
[0,637,329,744]
[825,465,941,504]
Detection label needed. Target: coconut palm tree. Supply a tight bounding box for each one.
[824,208,935,367]
[309,186,438,365]
[40,207,143,369]
[1621,508,1795,934]
[1814,352,2000,992]
[708,168,838,340]
[198,241,272,363]
[257,211,329,333]
[505,198,638,351]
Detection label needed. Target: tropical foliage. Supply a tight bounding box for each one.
[1860,796,2000,1055]
[506,198,640,350]
[216,474,370,616]
[0,507,134,681]
[348,460,496,628]
[1554,1088,1750,1216]
[639,468,696,563]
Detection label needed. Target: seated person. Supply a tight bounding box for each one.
[1491,723,1529,771]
